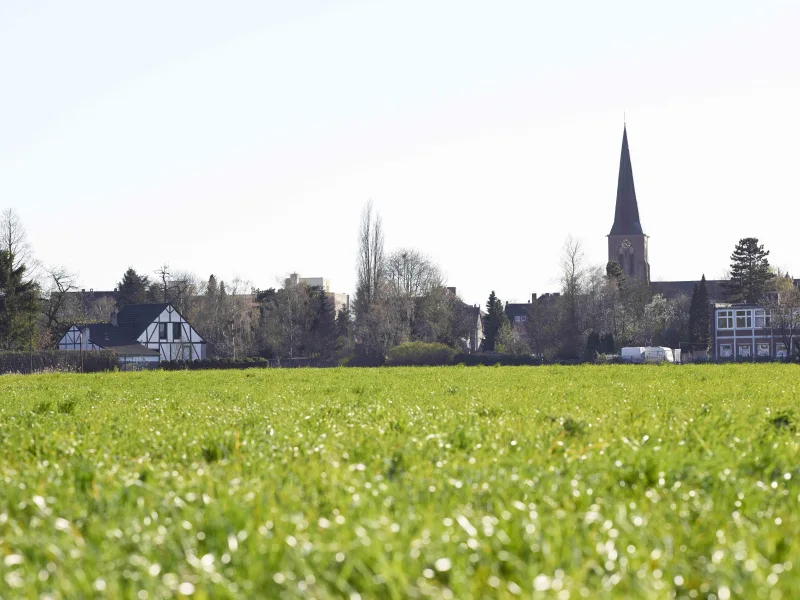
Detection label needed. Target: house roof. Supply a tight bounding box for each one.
[609,125,644,236]
[86,323,135,347]
[505,303,531,320]
[104,344,161,357]
[650,280,727,302]
[117,304,169,335]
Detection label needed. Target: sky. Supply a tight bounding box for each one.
[1,1,799,306]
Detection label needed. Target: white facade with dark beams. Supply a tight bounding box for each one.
[132,304,206,361]
[57,303,206,363]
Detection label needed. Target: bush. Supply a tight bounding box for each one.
[385,342,457,366]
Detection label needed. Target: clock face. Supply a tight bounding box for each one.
[621,239,632,249]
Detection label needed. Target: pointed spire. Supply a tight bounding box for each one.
[609,125,644,236]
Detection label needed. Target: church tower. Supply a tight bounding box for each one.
[608,125,650,282]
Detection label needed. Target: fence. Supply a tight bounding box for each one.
[0,351,119,375]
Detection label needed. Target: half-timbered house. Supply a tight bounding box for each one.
[58,303,206,363]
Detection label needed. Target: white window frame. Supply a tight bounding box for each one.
[754,309,771,328]
[717,310,733,330]
[719,343,732,358]
[776,343,788,358]
[735,309,752,329]
[757,343,770,357]
[738,344,751,358]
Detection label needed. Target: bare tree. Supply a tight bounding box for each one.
[155,264,171,302]
[354,200,385,316]
[767,273,800,358]
[385,248,443,297]
[41,265,79,329]
[0,208,36,279]
[559,235,586,355]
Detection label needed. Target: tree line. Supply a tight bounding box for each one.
[3,204,799,361]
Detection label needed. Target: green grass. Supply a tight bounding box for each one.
[1,365,799,599]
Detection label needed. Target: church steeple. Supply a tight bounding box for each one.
[609,125,644,236]
[607,124,650,283]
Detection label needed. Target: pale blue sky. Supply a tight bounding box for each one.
[1,1,798,305]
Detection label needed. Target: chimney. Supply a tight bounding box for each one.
[531,293,537,303]
[111,311,118,326]
[447,286,456,296]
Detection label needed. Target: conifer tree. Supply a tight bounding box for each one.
[206,274,218,297]
[724,238,773,304]
[482,291,508,352]
[689,275,712,349]
[0,250,39,349]
[115,267,150,307]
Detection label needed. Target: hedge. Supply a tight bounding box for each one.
[385,342,458,366]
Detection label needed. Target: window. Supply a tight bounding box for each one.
[735,310,752,329]
[738,344,751,358]
[514,315,527,324]
[776,343,788,359]
[719,344,732,358]
[754,309,771,328]
[159,323,168,340]
[173,323,182,340]
[757,343,770,357]
[717,310,733,330]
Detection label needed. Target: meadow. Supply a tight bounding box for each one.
[0,365,798,599]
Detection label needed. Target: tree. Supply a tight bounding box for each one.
[0,249,39,349]
[559,236,586,358]
[385,249,443,298]
[41,265,78,330]
[0,209,35,279]
[482,291,507,352]
[688,275,711,351]
[585,331,602,360]
[766,273,800,359]
[497,320,530,356]
[354,201,385,320]
[154,264,171,303]
[606,260,625,284]
[115,268,150,307]
[724,237,773,304]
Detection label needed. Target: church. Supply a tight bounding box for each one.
[606,126,727,300]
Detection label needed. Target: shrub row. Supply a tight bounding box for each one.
[160,357,340,370]
[386,342,457,366]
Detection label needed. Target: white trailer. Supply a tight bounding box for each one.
[620,347,645,363]
[643,347,675,363]
[620,346,677,363]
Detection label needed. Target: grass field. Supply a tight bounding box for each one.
[1,365,799,599]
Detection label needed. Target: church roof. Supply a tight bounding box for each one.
[609,126,644,236]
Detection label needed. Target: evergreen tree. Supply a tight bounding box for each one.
[696,275,710,347]
[206,274,218,297]
[0,250,39,349]
[724,238,773,304]
[602,333,615,354]
[306,287,337,358]
[585,331,601,360]
[688,276,711,350]
[483,291,508,352]
[606,260,625,286]
[115,267,150,307]
[688,283,701,344]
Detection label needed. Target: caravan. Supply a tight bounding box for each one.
[620,346,676,364]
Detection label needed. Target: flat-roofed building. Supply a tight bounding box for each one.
[712,303,799,360]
